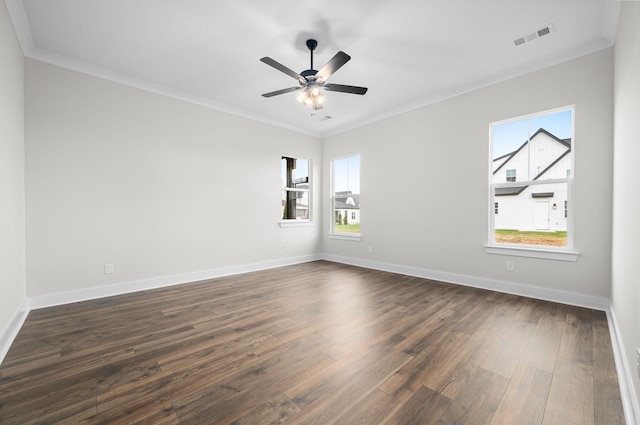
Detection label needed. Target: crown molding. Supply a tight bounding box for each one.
[4,0,33,55]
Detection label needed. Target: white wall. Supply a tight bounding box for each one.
[612,1,640,418]
[6,8,636,416]
[0,1,27,344]
[25,60,322,297]
[323,48,613,299]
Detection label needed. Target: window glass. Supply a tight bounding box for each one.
[281,156,310,220]
[332,154,360,235]
[490,108,573,248]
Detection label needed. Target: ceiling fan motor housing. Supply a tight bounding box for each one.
[301,69,318,84]
[306,39,318,51]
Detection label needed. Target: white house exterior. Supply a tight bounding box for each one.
[493,128,571,232]
[334,191,360,225]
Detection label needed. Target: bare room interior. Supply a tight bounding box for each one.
[1,1,639,424]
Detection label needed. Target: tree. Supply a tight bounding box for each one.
[343,210,348,225]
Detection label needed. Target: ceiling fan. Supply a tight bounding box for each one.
[260,39,368,111]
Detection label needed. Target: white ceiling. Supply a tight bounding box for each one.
[6,0,619,137]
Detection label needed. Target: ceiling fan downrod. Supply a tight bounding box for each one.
[306,39,318,70]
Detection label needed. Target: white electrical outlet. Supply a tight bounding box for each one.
[284,244,289,252]
[506,261,515,272]
[368,246,373,254]
[104,264,114,274]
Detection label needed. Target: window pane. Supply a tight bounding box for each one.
[492,110,572,183]
[281,157,309,188]
[494,182,568,247]
[492,120,529,182]
[490,107,573,249]
[529,110,572,180]
[282,189,309,220]
[333,155,360,234]
[281,156,310,220]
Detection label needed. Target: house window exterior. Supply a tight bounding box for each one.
[331,154,360,236]
[281,156,310,221]
[489,107,574,250]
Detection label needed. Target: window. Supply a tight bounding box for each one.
[331,154,360,236]
[488,107,575,258]
[281,156,310,221]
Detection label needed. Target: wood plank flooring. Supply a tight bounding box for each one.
[0,261,625,424]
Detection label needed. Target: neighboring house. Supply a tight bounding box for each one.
[334,191,360,224]
[281,180,309,220]
[493,128,571,232]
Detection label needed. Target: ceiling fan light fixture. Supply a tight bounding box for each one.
[304,96,313,107]
[260,39,367,111]
[296,90,307,104]
[297,84,325,110]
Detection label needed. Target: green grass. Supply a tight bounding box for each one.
[495,229,567,237]
[495,229,567,246]
[334,223,361,234]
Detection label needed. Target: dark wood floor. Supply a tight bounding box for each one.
[0,261,625,424]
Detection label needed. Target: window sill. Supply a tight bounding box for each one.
[329,233,362,242]
[485,244,579,262]
[279,221,314,228]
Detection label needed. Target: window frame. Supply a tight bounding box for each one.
[279,155,313,227]
[329,153,361,241]
[485,106,579,261]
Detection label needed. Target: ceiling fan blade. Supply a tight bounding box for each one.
[260,57,303,82]
[261,87,300,98]
[316,51,351,81]
[323,84,368,95]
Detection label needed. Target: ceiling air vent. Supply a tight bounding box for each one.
[514,37,526,47]
[537,26,551,37]
[319,115,333,122]
[513,23,554,47]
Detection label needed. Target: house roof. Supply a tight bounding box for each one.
[532,149,571,181]
[334,192,360,210]
[493,127,571,176]
[495,186,528,196]
[335,201,360,210]
[493,128,571,196]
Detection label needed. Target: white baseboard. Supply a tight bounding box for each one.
[0,298,30,365]
[1,255,320,364]
[608,308,639,425]
[322,253,639,423]
[29,254,322,310]
[321,253,609,311]
[4,252,632,424]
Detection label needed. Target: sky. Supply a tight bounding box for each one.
[492,109,572,159]
[281,157,309,186]
[333,155,360,194]
[282,155,360,194]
